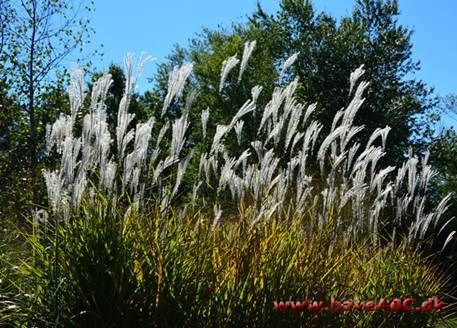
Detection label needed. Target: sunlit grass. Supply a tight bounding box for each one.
[1,197,452,327]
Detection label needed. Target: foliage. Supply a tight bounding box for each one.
[150,0,439,171]
[0,198,452,327]
[0,0,97,216]
[429,126,457,294]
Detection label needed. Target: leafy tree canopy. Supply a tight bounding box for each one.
[150,0,439,168]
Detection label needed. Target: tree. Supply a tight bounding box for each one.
[0,0,96,210]
[150,0,438,169]
[430,95,457,245]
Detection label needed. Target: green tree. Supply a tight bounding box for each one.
[430,95,457,248]
[151,0,438,169]
[0,0,96,214]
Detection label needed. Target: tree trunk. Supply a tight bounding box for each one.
[29,0,38,205]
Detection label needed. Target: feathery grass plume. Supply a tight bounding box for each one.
[90,73,113,114]
[234,121,244,145]
[419,151,437,191]
[251,85,263,104]
[342,81,369,128]
[150,121,170,163]
[258,149,280,192]
[257,89,281,134]
[432,194,453,229]
[351,145,376,175]
[367,126,391,150]
[442,231,456,251]
[93,113,111,174]
[153,156,179,185]
[184,89,198,115]
[238,40,256,82]
[279,51,300,78]
[302,120,322,153]
[345,142,360,172]
[172,151,193,198]
[250,140,264,162]
[123,152,137,192]
[303,103,317,125]
[60,135,80,184]
[235,149,251,170]
[116,63,135,163]
[349,64,365,95]
[161,63,193,117]
[290,131,304,156]
[123,53,153,97]
[68,67,85,119]
[340,125,364,152]
[123,118,154,196]
[218,157,237,191]
[201,108,210,138]
[42,170,67,214]
[211,205,222,231]
[219,54,239,92]
[170,115,189,160]
[45,114,74,154]
[230,99,256,129]
[72,171,87,208]
[284,103,304,150]
[370,166,395,193]
[210,125,230,154]
[317,125,350,172]
[280,78,299,124]
[331,150,349,173]
[265,118,283,146]
[101,161,117,191]
[198,152,208,179]
[258,79,298,135]
[406,155,419,195]
[132,118,154,168]
[367,147,385,184]
[394,161,408,193]
[116,57,153,158]
[330,109,345,137]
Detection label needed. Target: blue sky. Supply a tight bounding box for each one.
[85,0,457,128]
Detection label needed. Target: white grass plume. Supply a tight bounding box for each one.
[280,51,300,78]
[219,55,239,92]
[162,63,193,117]
[238,40,256,83]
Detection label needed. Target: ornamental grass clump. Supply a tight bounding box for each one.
[2,41,455,326]
[42,42,454,249]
